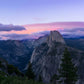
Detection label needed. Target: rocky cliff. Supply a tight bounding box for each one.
[30,31,84,84]
[47,31,65,46]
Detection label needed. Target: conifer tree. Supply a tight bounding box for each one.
[59,48,78,84]
[50,74,59,84]
[26,62,35,80]
[38,75,42,82]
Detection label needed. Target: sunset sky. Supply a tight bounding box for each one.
[0,0,84,40]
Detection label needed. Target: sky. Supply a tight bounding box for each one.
[0,0,84,25]
[0,0,84,40]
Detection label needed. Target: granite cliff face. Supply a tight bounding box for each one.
[33,35,48,47]
[30,31,84,84]
[32,31,65,47]
[47,31,65,46]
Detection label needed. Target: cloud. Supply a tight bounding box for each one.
[58,28,84,36]
[0,24,26,31]
[1,31,50,40]
[23,22,84,34]
[2,34,30,40]
[61,28,84,32]
[2,33,42,40]
[1,22,84,40]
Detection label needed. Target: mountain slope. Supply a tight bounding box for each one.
[65,38,84,51]
[0,40,33,71]
[30,31,84,84]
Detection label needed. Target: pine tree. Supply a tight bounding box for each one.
[26,62,35,80]
[50,74,59,84]
[38,75,42,82]
[59,48,78,84]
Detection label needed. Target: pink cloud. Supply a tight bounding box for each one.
[1,22,84,35]
[1,22,84,40]
[22,22,84,34]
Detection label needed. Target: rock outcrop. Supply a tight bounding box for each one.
[47,31,65,46]
[30,31,84,84]
[33,35,48,47]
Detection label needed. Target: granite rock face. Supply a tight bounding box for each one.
[47,31,65,46]
[33,35,48,47]
[30,31,84,84]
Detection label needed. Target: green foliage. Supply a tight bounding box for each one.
[38,75,42,82]
[0,61,4,68]
[7,64,23,75]
[59,48,78,84]
[0,71,7,83]
[0,74,44,84]
[25,62,35,80]
[50,74,59,84]
[0,71,8,76]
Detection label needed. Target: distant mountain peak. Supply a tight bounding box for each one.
[47,31,65,46]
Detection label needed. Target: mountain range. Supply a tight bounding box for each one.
[0,31,84,84]
[30,31,84,84]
